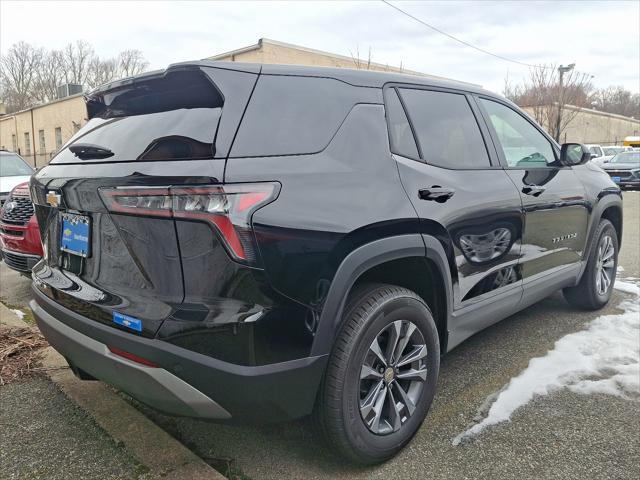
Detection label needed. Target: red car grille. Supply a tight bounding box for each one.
[0,196,34,225]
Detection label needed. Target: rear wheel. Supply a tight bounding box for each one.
[563,219,618,310]
[314,284,439,464]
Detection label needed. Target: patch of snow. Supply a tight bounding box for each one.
[614,279,640,296]
[453,279,640,446]
[10,309,25,320]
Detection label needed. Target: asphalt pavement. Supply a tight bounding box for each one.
[0,377,150,480]
[1,192,638,480]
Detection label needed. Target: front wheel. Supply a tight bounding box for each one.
[563,219,618,310]
[313,284,440,464]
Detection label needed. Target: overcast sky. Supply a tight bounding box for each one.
[1,0,638,94]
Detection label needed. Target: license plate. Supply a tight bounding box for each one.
[612,176,621,183]
[61,213,91,257]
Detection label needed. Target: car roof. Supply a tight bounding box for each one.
[89,59,502,101]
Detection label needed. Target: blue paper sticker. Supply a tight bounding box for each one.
[113,311,143,332]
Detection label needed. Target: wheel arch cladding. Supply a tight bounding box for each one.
[310,234,453,356]
[600,204,622,247]
[577,192,622,282]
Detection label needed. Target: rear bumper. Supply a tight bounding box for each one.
[617,180,640,188]
[605,175,640,188]
[31,287,327,422]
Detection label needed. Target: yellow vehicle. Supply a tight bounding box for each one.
[623,136,640,147]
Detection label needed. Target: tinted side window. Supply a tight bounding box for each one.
[384,88,419,159]
[399,89,490,168]
[230,76,359,157]
[480,98,556,168]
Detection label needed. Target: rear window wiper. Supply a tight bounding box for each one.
[69,143,114,160]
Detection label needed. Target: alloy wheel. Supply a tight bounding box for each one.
[359,320,428,435]
[595,234,615,296]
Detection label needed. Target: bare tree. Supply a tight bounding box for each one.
[591,86,640,118]
[0,41,43,111]
[33,50,65,103]
[505,64,593,141]
[87,57,119,89]
[62,40,96,86]
[1,40,150,113]
[350,46,373,70]
[117,49,149,78]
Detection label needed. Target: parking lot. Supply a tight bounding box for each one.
[1,192,638,480]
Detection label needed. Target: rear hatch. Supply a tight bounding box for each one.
[30,63,260,337]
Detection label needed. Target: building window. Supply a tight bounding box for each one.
[11,134,17,152]
[55,127,63,150]
[39,129,46,154]
[24,132,31,156]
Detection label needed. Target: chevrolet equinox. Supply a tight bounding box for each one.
[30,61,623,464]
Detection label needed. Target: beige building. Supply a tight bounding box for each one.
[209,37,426,76]
[522,104,640,146]
[0,93,87,167]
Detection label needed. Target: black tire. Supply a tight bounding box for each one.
[563,219,618,310]
[313,283,440,464]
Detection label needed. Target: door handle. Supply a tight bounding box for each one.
[419,186,455,202]
[522,185,546,196]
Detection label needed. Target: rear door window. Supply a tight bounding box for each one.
[398,88,491,169]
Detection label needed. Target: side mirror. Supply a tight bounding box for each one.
[560,143,591,166]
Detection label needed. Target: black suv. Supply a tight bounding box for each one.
[30,61,622,464]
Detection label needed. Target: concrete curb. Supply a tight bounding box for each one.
[0,303,225,480]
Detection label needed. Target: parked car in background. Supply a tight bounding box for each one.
[0,181,43,273]
[586,144,605,158]
[0,151,34,207]
[29,62,622,464]
[602,146,626,156]
[592,154,615,166]
[601,151,640,189]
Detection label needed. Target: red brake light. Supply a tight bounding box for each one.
[107,346,158,368]
[99,183,279,264]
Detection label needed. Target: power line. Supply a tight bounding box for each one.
[381,0,554,70]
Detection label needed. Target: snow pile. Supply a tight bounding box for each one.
[453,279,640,446]
[614,279,639,296]
[10,309,25,320]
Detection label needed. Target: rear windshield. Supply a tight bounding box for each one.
[51,70,223,164]
[0,153,34,176]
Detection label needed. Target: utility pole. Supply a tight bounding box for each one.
[555,63,575,142]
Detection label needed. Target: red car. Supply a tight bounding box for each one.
[0,182,43,274]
